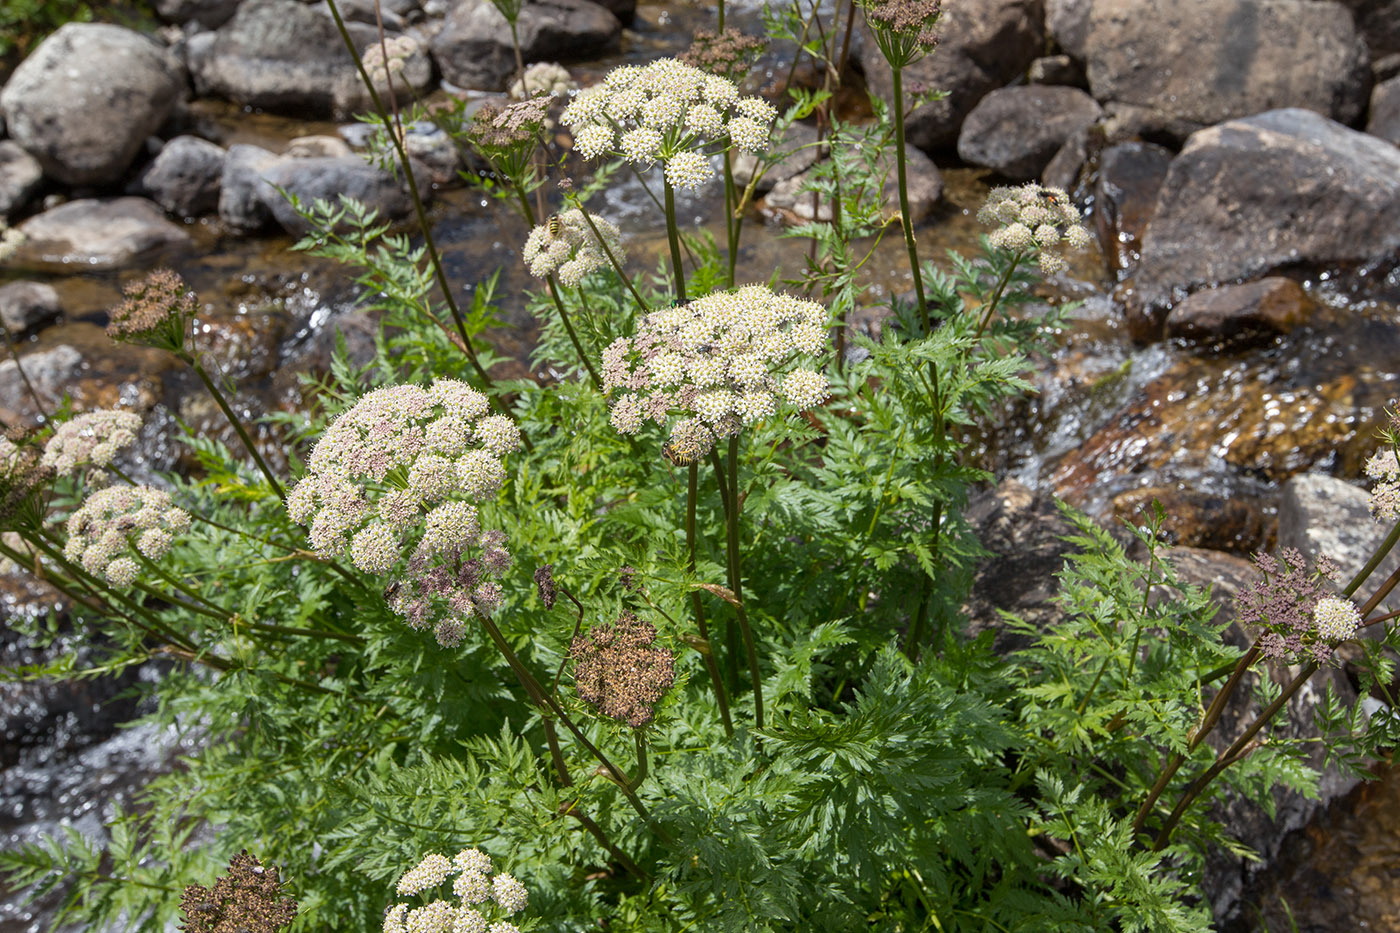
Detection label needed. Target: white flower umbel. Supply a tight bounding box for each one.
[977,183,1092,275]
[561,58,775,185]
[1365,448,1400,521]
[42,409,142,483]
[63,485,190,585]
[383,849,531,933]
[1313,595,1361,643]
[600,285,831,460]
[521,209,624,286]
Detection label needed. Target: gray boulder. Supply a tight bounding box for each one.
[431,0,622,91]
[0,141,44,219]
[0,282,61,338]
[0,24,184,187]
[857,0,1043,152]
[957,86,1102,180]
[1130,109,1400,340]
[219,144,282,233]
[1085,0,1371,136]
[259,156,413,235]
[1341,0,1400,59]
[153,0,241,28]
[1279,472,1400,599]
[15,198,192,271]
[137,135,227,218]
[1367,75,1400,145]
[192,0,432,118]
[0,345,83,419]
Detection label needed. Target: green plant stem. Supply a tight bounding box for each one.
[715,436,764,730]
[663,177,687,303]
[543,719,572,786]
[563,800,651,881]
[890,65,929,332]
[632,732,649,788]
[324,0,496,394]
[723,149,741,287]
[717,0,724,29]
[545,275,602,388]
[688,461,734,738]
[571,200,649,312]
[974,252,1026,340]
[182,354,286,501]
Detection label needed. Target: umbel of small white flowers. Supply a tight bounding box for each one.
[42,409,143,486]
[601,285,830,461]
[560,57,777,191]
[286,380,521,645]
[1365,446,1400,521]
[384,848,528,933]
[976,183,1093,275]
[63,485,191,587]
[521,209,625,286]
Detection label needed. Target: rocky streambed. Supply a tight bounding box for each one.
[2,0,1400,929]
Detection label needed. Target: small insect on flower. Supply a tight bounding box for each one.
[546,214,562,238]
[662,441,697,466]
[1037,189,1063,207]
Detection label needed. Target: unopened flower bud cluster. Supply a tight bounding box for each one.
[63,485,191,587]
[384,849,528,933]
[521,209,624,286]
[561,58,777,190]
[287,381,520,641]
[1364,447,1400,521]
[601,285,830,461]
[1237,548,1354,664]
[976,183,1092,275]
[42,409,142,485]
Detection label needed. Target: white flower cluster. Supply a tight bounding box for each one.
[0,223,24,263]
[384,849,527,933]
[361,35,420,85]
[521,209,625,286]
[601,285,830,461]
[511,61,574,99]
[560,58,776,189]
[976,183,1093,274]
[1313,595,1362,643]
[41,409,142,484]
[1365,448,1400,521]
[63,485,190,587]
[287,381,521,642]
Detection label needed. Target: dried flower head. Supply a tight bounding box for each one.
[1237,548,1350,665]
[63,484,190,584]
[361,35,420,85]
[861,0,942,67]
[41,409,142,484]
[678,28,768,82]
[570,610,676,728]
[510,61,575,99]
[107,268,197,352]
[561,58,775,183]
[179,851,297,933]
[383,849,529,933]
[521,208,624,285]
[468,97,554,179]
[601,285,830,460]
[287,381,520,644]
[977,184,1092,275]
[533,564,557,609]
[1365,447,1400,521]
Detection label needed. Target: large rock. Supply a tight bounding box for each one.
[0,24,184,187]
[1278,472,1400,592]
[1092,141,1171,275]
[1130,109,1400,340]
[0,345,84,420]
[258,156,413,235]
[0,282,61,338]
[856,0,1044,152]
[763,144,942,224]
[136,135,227,218]
[219,144,282,233]
[191,0,432,118]
[153,0,241,28]
[0,141,44,219]
[1367,75,1400,145]
[957,86,1102,180]
[431,0,622,91]
[1164,278,1312,349]
[15,198,192,271]
[1084,0,1371,135]
[1342,0,1400,59]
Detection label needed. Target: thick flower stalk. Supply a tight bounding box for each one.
[286,380,521,645]
[561,58,776,190]
[521,209,624,286]
[977,183,1093,276]
[384,848,528,933]
[570,610,676,728]
[1236,548,1353,664]
[41,409,142,484]
[601,285,830,460]
[63,484,191,587]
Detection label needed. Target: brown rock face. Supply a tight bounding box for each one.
[957,86,1103,180]
[1164,278,1313,349]
[1092,141,1172,277]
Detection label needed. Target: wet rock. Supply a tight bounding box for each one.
[0,141,44,219]
[1041,128,1092,193]
[0,345,84,420]
[1084,0,1371,132]
[1367,76,1400,146]
[1092,141,1172,276]
[1028,54,1085,87]
[258,156,412,235]
[1165,278,1312,349]
[15,198,192,271]
[957,86,1102,180]
[136,135,227,218]
[153,0,241,29]
[1278,472,1400,592]
[0,282,62,338]
[431,0,622,91]
[284,135,354,160]
[1130,110,1400,341]
[1111,485,1268,553]
[0,24,184,187]
[191,0,433,118]
[763,144,942,224]
[732,121,821,196]
[219,144,281,233]
[1046,0,1092,58]
[857,0,1043,152]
